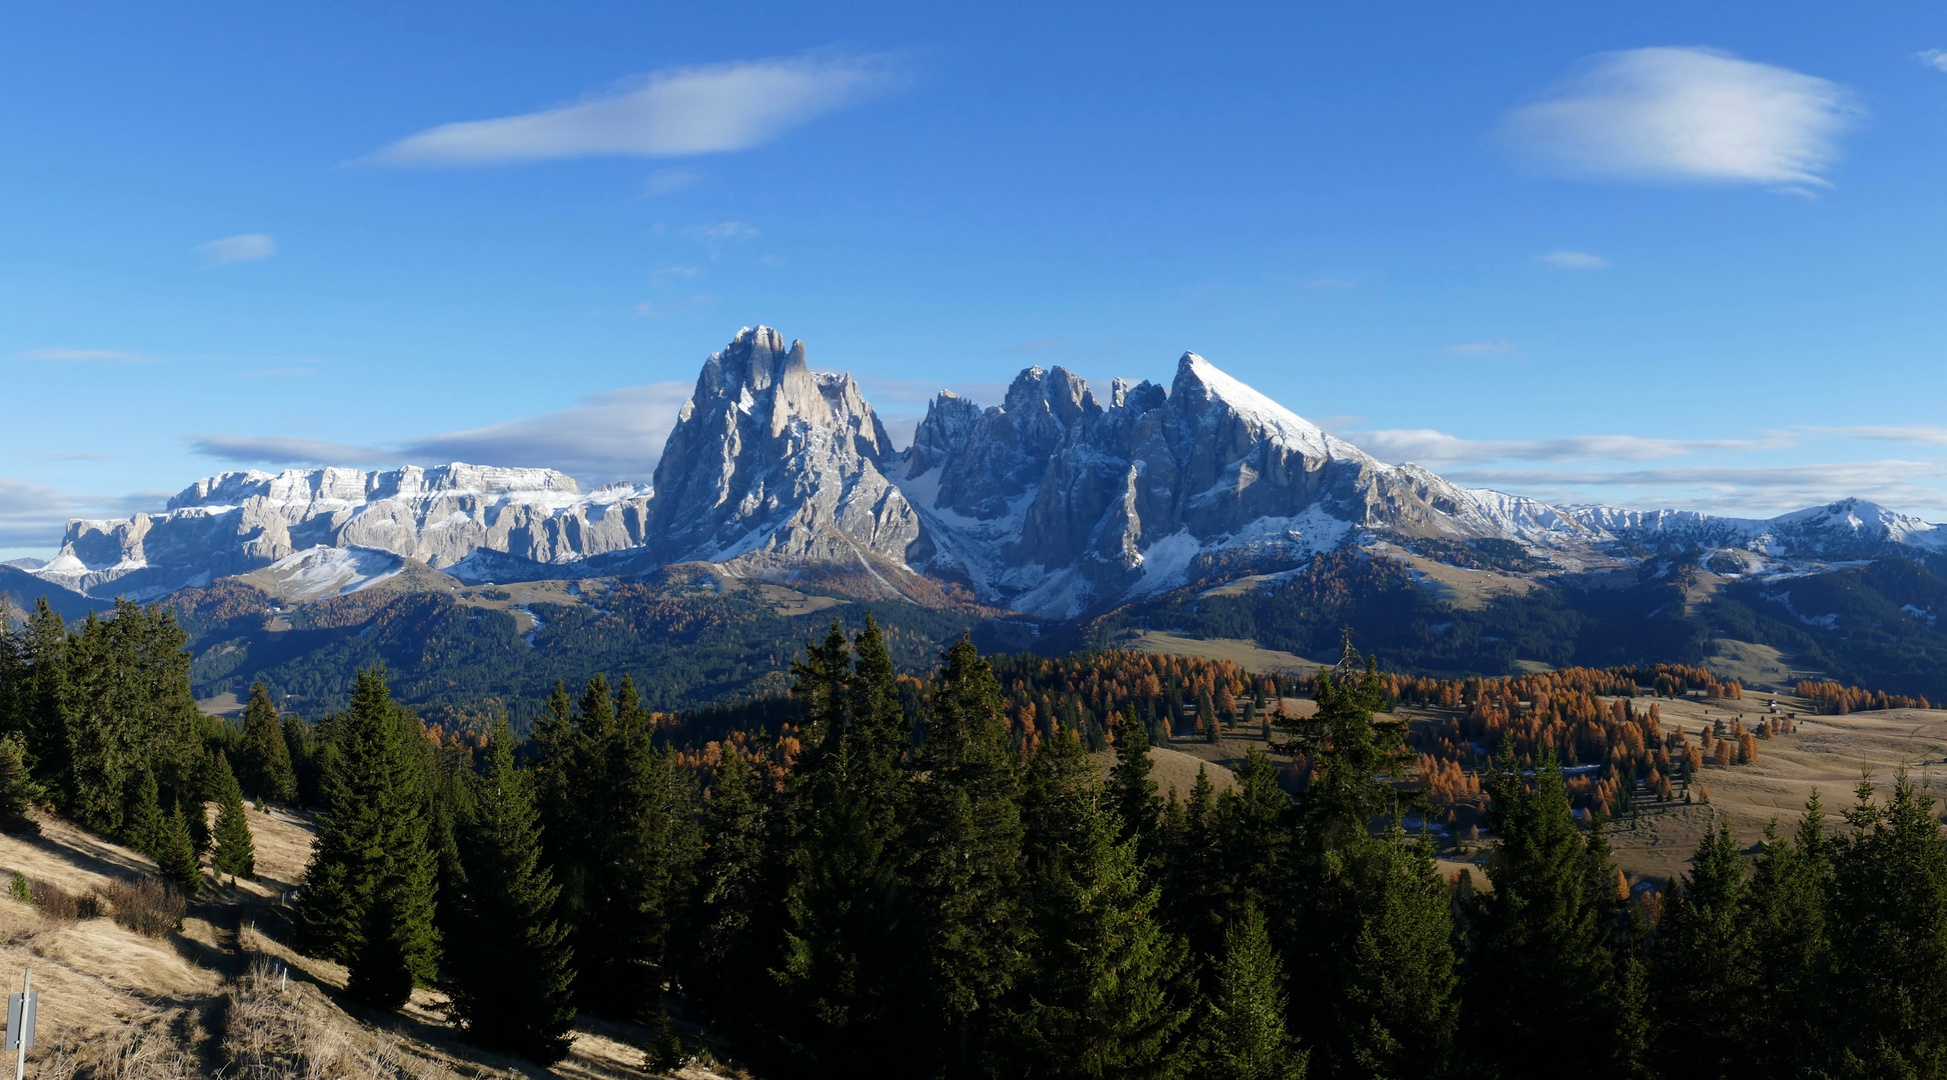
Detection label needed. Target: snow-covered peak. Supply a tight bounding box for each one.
[1170,352,1338,458]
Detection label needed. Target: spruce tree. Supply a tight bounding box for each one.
[1829,770,1947,1074]
[1198,905,1305,1080]
[910,635,1025,1074]
[1108,708,1161,869]
[1163,764,1227,975]
[1743,794,1834,1078]
[1463,754,1640,1080]
[1286,664,1455,1080]
[0,735,37,835]
[776,617,917,1072]
[210,752,256,881]
[688,746,779,1035]
[295,667,440,1009]
[238,682,298,804]
[157,803,202,896]
[122,767,165,854]
[1009,774,1189,1078]
[1648,824,1752,1077]
[447,723,577,1063]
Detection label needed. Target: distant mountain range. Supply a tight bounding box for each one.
[20,326,1946,616]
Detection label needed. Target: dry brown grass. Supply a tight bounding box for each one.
[224,959,472,1080]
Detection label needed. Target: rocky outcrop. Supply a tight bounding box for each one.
[639,327,922,588]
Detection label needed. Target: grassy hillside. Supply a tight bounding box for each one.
[0,807,726,1079]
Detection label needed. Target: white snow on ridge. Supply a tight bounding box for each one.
[243,546,405,602]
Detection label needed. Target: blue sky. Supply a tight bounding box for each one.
[5,2,1947,557]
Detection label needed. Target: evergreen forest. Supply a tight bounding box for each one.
[8,598,1947,1078]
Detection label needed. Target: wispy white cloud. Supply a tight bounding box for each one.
[1810,425,1947,446]
[405,383,694,486]
[643,167,701,196]
[189,435,392,467]
[1920,49,1947,73]
[699,221,759,240]
[366,52,904,167]
[1447,460,1947,520]
[198,233,277,265]
[1500,47,1859,187]
[1337,427,1797,466]
[1541,250,1609,269]
[1443,340,1518,357]
[15,348,152,363]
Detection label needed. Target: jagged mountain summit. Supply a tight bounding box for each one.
[24,327,1947,614]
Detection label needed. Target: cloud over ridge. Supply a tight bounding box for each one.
[367,53,903,167]
[1500,46,1858,187]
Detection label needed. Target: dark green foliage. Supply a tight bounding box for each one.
[1107,705,1160,867]
[1828,771,1947,1075]
[239,682,298,803]
[1464,754,1641,1080]
[210,752,256,880]
[156,804,202,896]
[686,745,780,1037]
[1648,825,1750,1078]
[0,735,40,834]
[1007,765,1189,1079]
[772,617,916,1073]
[122,768,165,854]
[909,635,1025,1072]
[1286,665,1457,1080]
[1197,905,1305,1080]
[1742,796,1833,1077]
[295,667,440,1010]
[446,723,577,1063]
[539,674,685,1020]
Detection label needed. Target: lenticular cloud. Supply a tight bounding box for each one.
[1500,47,1859,187]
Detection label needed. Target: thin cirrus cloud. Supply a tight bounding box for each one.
[188,384,697,489]
[1541,250,1609,270]
[364,52,905,167]
[1499,47,1860,188]
[1443,340,1518,357]
[14,348,153,363]
[197,233,277,265]
[1445,461,1947,519]
[1336,428,1796,467]
[1920,50,1947,73]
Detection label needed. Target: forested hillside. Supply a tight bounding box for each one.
[9,597,1947,1076]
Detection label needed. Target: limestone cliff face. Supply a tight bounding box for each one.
[641,326,921,579]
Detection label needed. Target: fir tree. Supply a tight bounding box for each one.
[775,617,917,1072]
[295,667,440,1009]
[1009,776,1189,1078]
[1829,770,1947,1074]
[122,767,165,855]
[1648,824,1752,1077]
[910,635,1025,1075]
[447,723,577,1063]
[688,746,780,1036]
[1286,664,1456,1080]
[1163,764,1227,976]
[210,751,256,881]
[1108,705,1161,869]
[238,682,298,804]
[1463,754,1641,1080]
[1742,794,1834,1078]
[1198,904,1305,1080]
[157,803,202,896]
[0,735,38,835]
